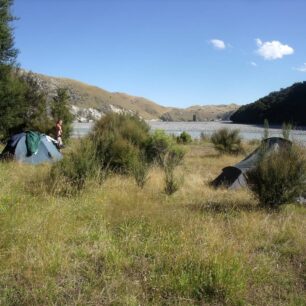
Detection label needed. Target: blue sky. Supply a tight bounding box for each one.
[13,0,306,107]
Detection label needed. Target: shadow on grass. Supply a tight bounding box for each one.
[187,200,260,215]
[187,198,294,215]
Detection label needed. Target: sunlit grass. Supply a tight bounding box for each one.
[0,141,305,305]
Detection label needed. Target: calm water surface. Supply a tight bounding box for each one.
[73,121,306,143]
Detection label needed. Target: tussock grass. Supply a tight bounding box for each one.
[0,142,305,305]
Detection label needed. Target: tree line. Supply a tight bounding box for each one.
[230,81,306,126]
[0,0,73,141]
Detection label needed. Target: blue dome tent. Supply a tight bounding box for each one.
[1,131,63,164]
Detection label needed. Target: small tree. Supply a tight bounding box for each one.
[282,122,292,140]
[200,131,209,142]
[0,0,18,66]
[146,129,174,166]
[130,153,150,188]
[163,146,185,195]
[0,71,52,139]
[51,88,74,141]
[91,113,150,173]
[177,131,192,144]
[21,72,52,133]
[247,146,306,208]
[263,119,269,139]
[211,128,243,155]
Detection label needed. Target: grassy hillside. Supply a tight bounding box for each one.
[161,104,239,121]
[0,141,305,305]
[30,71,238,121]
[34,73,170,120]
[231,82,306,125]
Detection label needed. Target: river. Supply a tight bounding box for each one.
[73,121,306,143]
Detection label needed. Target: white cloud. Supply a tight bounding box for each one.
[255,38,294,60]
[209,39,226,50]
[251,61,257,67]
[294,63,306,72]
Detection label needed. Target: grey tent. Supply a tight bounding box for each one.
[211,137,292,189]
[1,132,63,164]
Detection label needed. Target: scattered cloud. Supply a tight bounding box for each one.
[293,63,306,72]
[255,38,294,60]
[209,39,226,50]
[251,61,257,67]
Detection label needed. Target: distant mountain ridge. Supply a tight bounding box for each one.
[231,82,306,125]
[29,71,239,122]
[161,104,238,121]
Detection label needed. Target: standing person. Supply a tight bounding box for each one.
[55,119,63,149]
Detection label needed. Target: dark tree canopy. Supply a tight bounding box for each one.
[0,0,18,66]
[0,0,74,140]
[230,82,306,126]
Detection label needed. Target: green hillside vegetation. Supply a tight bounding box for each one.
[231,82,306,125]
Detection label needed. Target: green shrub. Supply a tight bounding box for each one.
[211,128,243,155]
[263,118,269,139]
[91,113,150,173]
[50,88,74,141]
[247,146,306,208]
[49,138,101,195]
[177,131,192,144]
[146,129,174,166]
[200,131,210,142]
[145,129,186,193]
[282,122,292,140]
[130,154,150,188]
[163,146,185,195]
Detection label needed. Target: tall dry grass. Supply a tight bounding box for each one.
[0,141,305,305]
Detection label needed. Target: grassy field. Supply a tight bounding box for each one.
[0,141,305,305]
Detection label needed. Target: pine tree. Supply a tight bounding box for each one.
[0,1,59,140]
[0,0,18,66]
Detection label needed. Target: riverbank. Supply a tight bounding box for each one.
[73,121,306,143]
[0,141,305,305]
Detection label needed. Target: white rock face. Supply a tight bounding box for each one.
[19,70,144,122]
[71,105,104,122]
[70,104,137,122]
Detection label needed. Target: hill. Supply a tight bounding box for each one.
[32,72,170,120]
[231,82,306,125]
[161,104,238,121]
[29,71,238,122]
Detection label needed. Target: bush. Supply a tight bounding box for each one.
[247,146,306,208]
[146,129,174,166]
[49,138,101,195]
[282,122,292,140]
[130,154,150,188]
[0,71,74,141]
[177,131,192,144]
[211,128,243,155]
[263,118,269,140]
[200,131,210,142]
[91,113,150,173]
[50,88,74,141]
[163,146,185,195]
